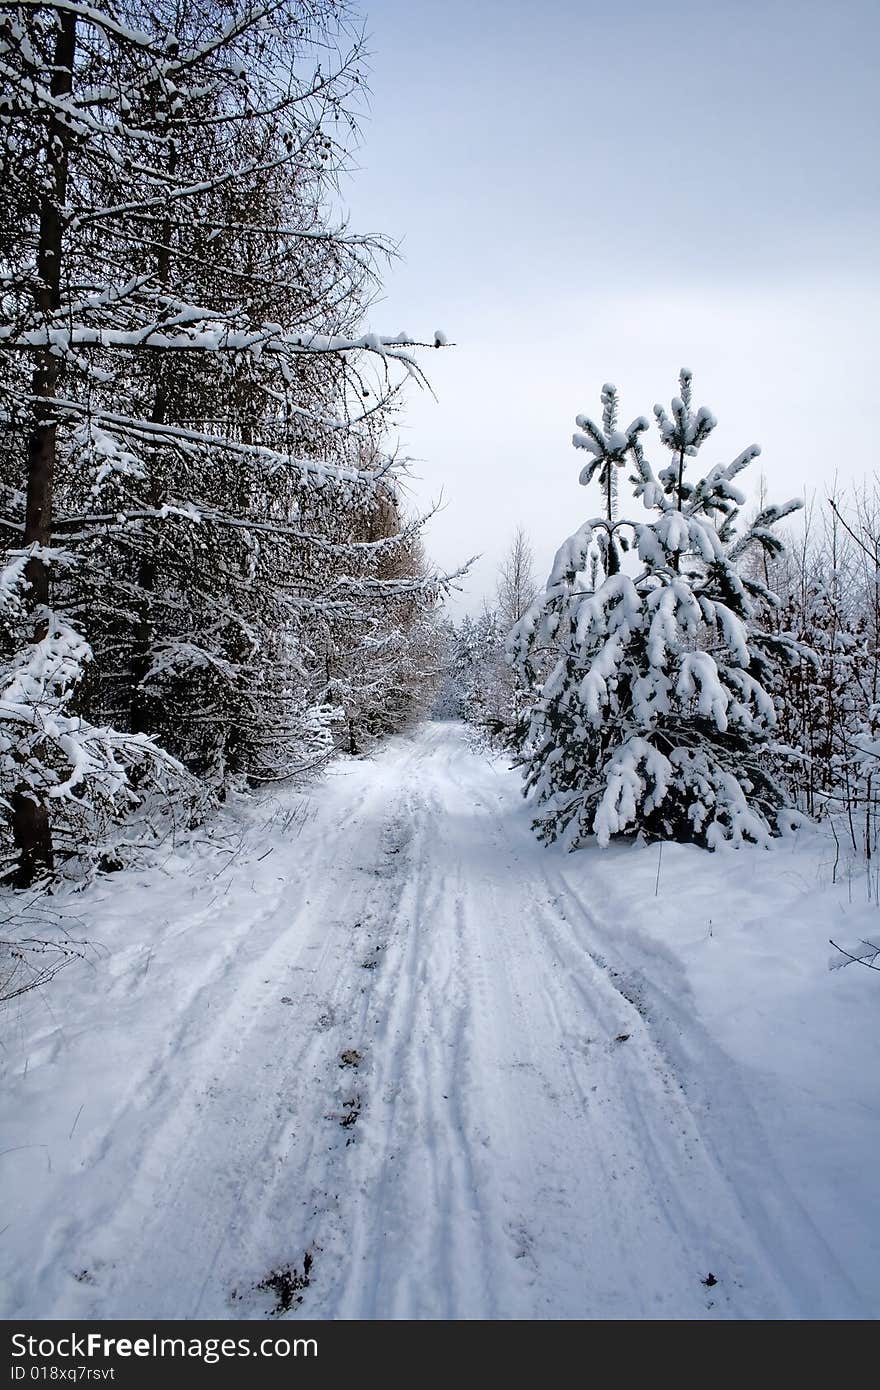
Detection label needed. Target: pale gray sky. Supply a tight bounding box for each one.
[341,0,880,609]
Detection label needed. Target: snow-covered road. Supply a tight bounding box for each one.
[1,722,876,1319]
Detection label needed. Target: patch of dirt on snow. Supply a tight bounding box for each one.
[253,1251,314,1316]
[339,1095,361,1130]
[360,945,384,970]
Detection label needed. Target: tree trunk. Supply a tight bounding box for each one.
[130,376,163,736]
[12,10,77,885]
[131,136,176,736]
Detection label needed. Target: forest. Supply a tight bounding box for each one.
[0,0,451,889]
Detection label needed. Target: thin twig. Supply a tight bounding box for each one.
[829,938,880,971]
[654,840,663,897]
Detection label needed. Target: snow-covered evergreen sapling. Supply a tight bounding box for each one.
[0,548,195,883]
[510,370,808,849]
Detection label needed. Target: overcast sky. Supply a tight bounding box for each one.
[340,0,880,611]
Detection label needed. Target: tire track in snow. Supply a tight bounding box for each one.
[328,760,499,1318]
[319,726,726,1318]
[15,759,420,1318]
[447,738,868,1318]
[416,725,836,1318]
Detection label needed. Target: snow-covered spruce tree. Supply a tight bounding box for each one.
[0,1,447,879]
[509,370,807,849]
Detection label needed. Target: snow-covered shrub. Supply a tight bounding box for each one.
[510,371,808,850]
[0,549,199,883]
[816,491,880,858]
[764,489,880,860]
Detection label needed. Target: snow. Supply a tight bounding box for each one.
[1,722,878,1320]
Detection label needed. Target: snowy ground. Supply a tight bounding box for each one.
[1,721,878,1320]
